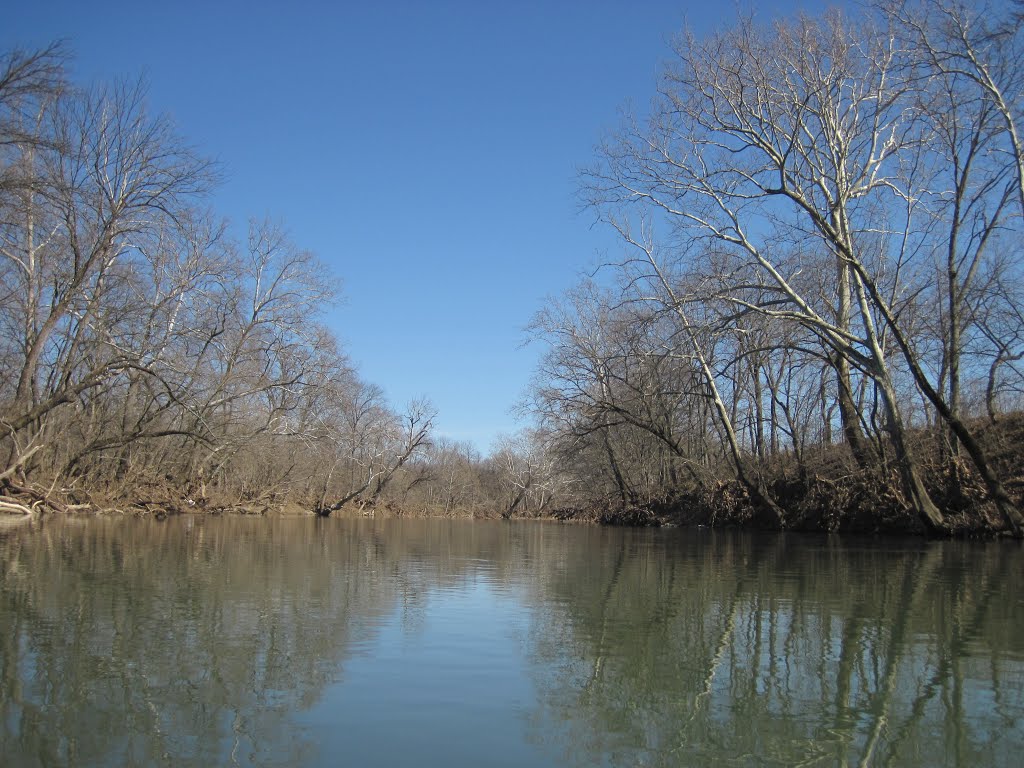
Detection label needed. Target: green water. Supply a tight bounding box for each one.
[0,516,1021,766]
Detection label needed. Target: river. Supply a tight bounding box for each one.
[1,516,1021,766]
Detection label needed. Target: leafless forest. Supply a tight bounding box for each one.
[3,1,1024,535]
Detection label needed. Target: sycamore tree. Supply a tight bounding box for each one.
[581,2,1024,534]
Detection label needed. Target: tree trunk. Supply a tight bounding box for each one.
[836,259,870,468]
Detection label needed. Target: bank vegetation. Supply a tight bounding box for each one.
[0,42,446,519]
[3,0,1024,537]
[526,0,1024,537]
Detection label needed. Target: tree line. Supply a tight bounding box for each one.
[0,41,562,520]
[526,0,1024,535]
[5,0,1024,535]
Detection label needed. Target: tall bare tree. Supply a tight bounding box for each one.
[579,5,1024,535]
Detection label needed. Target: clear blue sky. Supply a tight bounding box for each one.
[2,0,832,452]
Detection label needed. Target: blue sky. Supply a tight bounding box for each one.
[3,0,830,452]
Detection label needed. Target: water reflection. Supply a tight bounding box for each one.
[526,529,1024,767]
[1,517,394,766]
[1,518,1021,767]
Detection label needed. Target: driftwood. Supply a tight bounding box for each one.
[0,498,35,515]
[0,479,91,515]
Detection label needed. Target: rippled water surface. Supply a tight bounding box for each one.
[1,516,1022,766]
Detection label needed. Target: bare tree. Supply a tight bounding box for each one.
[314,394,435,516]
[491,429,559,518]
[0,67,216,504]
[0,42,67,199]
[579,6,1024,534]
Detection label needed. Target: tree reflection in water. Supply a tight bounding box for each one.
[1,518,1021,767]
[525,528,1024,767]
[2,517,388,765]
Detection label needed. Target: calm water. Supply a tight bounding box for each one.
[0,516,1022,767]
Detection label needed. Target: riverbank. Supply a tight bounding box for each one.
[560,414,1024,538]
[3,414,1023,539]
